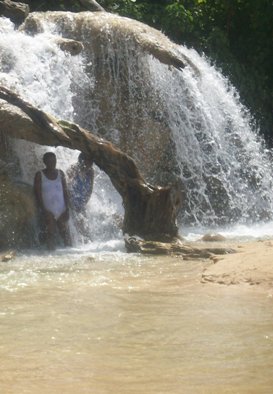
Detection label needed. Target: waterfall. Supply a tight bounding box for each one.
[1,12,273,246]
[148,49,273,228]
[0,16,124,247]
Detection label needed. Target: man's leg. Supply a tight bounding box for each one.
[44,211,56,250]
[57,215,72,247]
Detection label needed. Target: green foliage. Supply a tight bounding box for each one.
[194,0,273,142]
[26,1,82,12]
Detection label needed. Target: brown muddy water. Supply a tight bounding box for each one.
[0,251,273,393]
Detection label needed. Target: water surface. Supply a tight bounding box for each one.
[1,250,272,393]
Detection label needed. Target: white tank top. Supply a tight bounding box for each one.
[41,170,66,219]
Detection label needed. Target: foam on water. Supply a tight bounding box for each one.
[181,220,273,242]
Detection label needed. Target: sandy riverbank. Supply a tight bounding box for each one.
[201,239,273,291]
[126,236,273,292]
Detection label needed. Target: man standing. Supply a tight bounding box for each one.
[67,152,94,241]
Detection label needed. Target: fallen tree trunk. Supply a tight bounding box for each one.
[0,85,180,241]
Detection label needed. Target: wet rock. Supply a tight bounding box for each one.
[0,0,29,27]
[54,38,84,56]
[19,13,44,34]
[201,233,226,242]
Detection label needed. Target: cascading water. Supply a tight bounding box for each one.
[148,49,273,229]
[0,16,124,248]
[1,11,273,247]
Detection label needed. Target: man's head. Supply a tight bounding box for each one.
[78,152,93,167]
[43,152,56,169]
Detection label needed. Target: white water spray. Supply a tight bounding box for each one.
[148,48,273,228]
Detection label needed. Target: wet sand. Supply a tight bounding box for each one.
[201,239,273,291]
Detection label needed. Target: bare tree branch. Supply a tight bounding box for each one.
[78,0,105,12]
